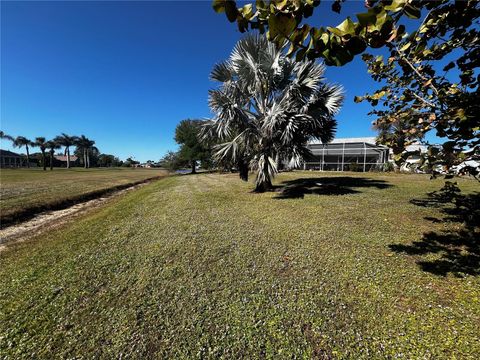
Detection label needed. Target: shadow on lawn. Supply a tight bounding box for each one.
[274,176,392,199]
[389,182,480,277]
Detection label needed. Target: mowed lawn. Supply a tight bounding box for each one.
[0,168,167,224]
[0,172,479,358]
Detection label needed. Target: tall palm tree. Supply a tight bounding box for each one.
[86,141,98,169]
[203,35,344,192]
[34,137,48,171]
[75,135,96,168]
[45,140,61,170]
[12,136,34,168]
[54,133,77,169]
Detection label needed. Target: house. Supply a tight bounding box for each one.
[53,155,79,167]
[0,149,25,168]
[303,137,390,172]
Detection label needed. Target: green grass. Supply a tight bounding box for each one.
[1,172,479,358]
[0,167,168,225]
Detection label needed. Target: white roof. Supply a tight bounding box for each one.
[405,143,428,152]
[308,137,377,145]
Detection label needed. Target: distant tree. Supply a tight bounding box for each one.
[175,119,211,174]
[159,150,184,171]
[34,137,48,171]
[203,35,343,192]
[75,135,97,168]
[87,146,100,167]
[45,140,61,170]
[124,157,140,167]
[12,136,34,168]
[98,154,122,167]
[54,133,78,169]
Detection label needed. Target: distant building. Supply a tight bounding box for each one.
[0,149,24,168]
[53,155,79,167]
[303,137,390,172]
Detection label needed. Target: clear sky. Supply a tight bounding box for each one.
[2,0,390,162]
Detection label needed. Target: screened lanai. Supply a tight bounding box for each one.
[303,137,389,172]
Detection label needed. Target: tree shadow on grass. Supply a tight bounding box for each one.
[274,176,392,199]
[389,182,480,277]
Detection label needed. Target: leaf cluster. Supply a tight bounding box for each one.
[356,1,479,159]
[212,0,423,66]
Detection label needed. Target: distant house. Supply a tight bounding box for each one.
[303,137,390,172]
[53,155,79,167]
[0,149,24,168]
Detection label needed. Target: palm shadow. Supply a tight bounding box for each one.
[389,182,480,277]
[274,176,392,199]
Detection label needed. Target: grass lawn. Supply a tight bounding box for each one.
[0,167,168,225]
[0,171,479,358]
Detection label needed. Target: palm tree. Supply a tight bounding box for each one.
[45,140,61,170]
[0,131,14,142]
[86,141,98,169]
[203,35,344,192]
[34,137,49,170]
[75,135,97,168]
[12,136,34,168]
[54,133,77,169]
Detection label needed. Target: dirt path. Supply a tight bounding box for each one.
[0,180,157,251]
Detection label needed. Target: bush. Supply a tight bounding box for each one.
[348,162,362,172]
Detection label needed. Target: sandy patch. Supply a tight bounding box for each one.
[0,181,152,252]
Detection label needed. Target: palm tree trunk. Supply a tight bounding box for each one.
[191,160,196,174]
[254,178,273,192]
[42,150,46,171]
[26,145,30,168]
[84,149,87,168]
[50,151,54,170]
[238,159,249,182]
[66,147,70,169]
[254,157,273,192]
[87,150,90,168]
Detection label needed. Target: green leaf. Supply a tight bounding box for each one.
[268,13,297,39]
[332,0,341,14]
[354,96,364,103]
[212,0,226,13]
[384,0,406,12]
[295,48,307,61]
[357,10,377,27]
[274,0,289,10]
[332,48,354,66]
[327,26,344,37]
[399,42,411,52]
[346,36,367,55]
[256,0,267,10]
[403,3,421,19]
[443,62,455,72]
[239,4,254,20]
[336,17,356,36]
[224,1,238,22]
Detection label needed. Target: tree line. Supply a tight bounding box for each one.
[0,131,122,170]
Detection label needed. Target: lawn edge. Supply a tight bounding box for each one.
[0,174,168,229]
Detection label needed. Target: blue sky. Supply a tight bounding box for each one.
[2,0,389,162]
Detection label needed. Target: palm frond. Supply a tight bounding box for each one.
[210,61,234,83]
